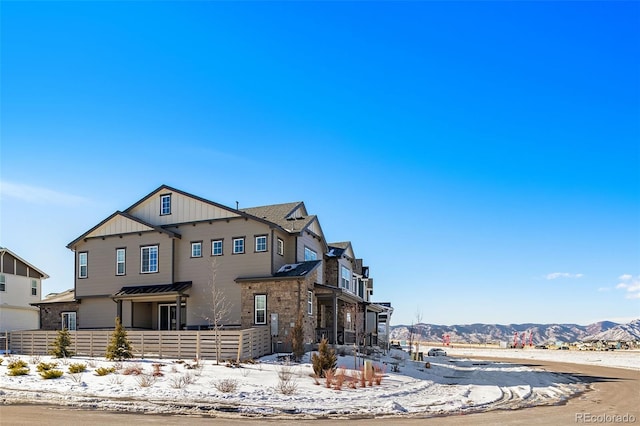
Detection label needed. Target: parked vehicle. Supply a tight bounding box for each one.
[427,348,447,356]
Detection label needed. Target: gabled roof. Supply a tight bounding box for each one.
[32,289,76,305]
[241,202,309,232]
[273,260,323,277]
[327,241,355,261]
[67,211,180,249]
[0,247,49,279]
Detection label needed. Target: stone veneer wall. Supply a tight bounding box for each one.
[38,302,79,330]
[239,271,318,351]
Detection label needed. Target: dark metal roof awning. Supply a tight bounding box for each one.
[112,281,192,301]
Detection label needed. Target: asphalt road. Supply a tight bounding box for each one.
[1,356,638,425]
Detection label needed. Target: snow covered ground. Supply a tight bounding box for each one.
[0,347,636,418]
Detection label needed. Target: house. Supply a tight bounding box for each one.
[66,185,388,350]
[0,247,49,332]
[31,289,78,330]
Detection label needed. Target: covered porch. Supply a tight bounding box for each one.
[111,281,192,330]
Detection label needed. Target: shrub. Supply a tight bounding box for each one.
[40,369,64,379]
[213,378,238,393]
[311,338,337,378]
[36,362,59,372]
[7,366,30,376]
[105,317,133,361]
[68,363,87,374]
[49,328,74,358]
[122,364,143,375]
[29,355,42,365]
[290,311,305,362]
[7,359,28,370]
[135,374,156,387]
[94,366,116,376]
[169,372,195,389]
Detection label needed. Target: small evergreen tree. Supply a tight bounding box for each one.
[311,337,337,378]
[290,311,305,362]
[105,317,133,361]
[49,328,74,358]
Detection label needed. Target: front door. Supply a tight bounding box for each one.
[158,304,186,330]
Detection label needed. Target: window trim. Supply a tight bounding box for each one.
[211,239,224,256]
[307,290,313,315]
[341,266,351,290]
[191,241,203,258]
[0,274,5,292]
[254,294,267,325]
[160,193,172,216]
[232,237,245,255]
[277,238,284,256]
[116,248,126,276]
[255,235,268,253]
[31,280,37,296]
[62,311,77,331]
[78,252,88,279]
[304,246,317,261]
[140,245,159,273]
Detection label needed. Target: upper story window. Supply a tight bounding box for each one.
[78,252,88,278]
[31,280,37,296]
[0,274,5,292]
[277,238,284,256]
[160,194,172,215]
[255,235,267,252]
[254,294,266,325]
[141,245,158,273]
[116,248,126,276]
[212,239,223,256]
[191,241,202,258]
[307,290,313,315]
[341,266,351,290]
[233,237,245,254]
[304,246,317,261]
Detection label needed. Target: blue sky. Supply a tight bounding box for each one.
[1,1,638,326]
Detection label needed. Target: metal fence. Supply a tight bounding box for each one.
[5,327,271,361]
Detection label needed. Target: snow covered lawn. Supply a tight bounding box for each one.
[1,347,635,418]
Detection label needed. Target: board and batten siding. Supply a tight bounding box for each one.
[128,189,241,226]
[74,232,175,298]
[85,214,155,239]
[169,218,275,327]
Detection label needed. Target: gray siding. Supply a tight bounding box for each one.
[74,232,174,298]
[296,231,324,283]
[77,298,118,329]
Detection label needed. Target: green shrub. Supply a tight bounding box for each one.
[68,363,87,373]
[36,362,59,372]
[311,338,337,378]
[40,369,64,379]
[49,328,74,358]
[94,366,116,376]
[105,317,133,361]
[7,367,30,376]
[7,359,28,370]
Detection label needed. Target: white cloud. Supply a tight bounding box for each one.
[0,181,88,206]
[597,287,611,292]
[615,274,640,300]
[545,272,584,280]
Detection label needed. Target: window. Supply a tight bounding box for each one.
[0,274,5,292]
[304,246,317,261]
[31,280,37,296]
[233,237,245,254]
[277,238,284,256]
[160,194,171,215]
[307,291,313,315]
[116,248,126,275]
[62,312,77,331]
[255,235,267,252]
[191,241,202,258]
[78,252,88,278]
[254,294,266,325]
[341,266,351,289]
[141,245,158,273]
[211,239,223,256]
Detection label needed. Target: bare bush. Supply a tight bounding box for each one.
[213,378,238,393]
[135,374,156,387]
[68,372,83,383]
[29,355,42,365]
[107,374,125,385]
[169,372,196,389]
[122,364,143,375]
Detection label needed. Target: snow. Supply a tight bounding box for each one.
[1,347,637,418]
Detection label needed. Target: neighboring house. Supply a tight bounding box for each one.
[66,185,388,350]
[0,247,49,332]
[31,289,79,331]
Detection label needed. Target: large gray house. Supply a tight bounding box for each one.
[66,185,390,347]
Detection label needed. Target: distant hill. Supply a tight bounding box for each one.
[388,319,640,344]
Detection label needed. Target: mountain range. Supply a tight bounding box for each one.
[388,319,640,344]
